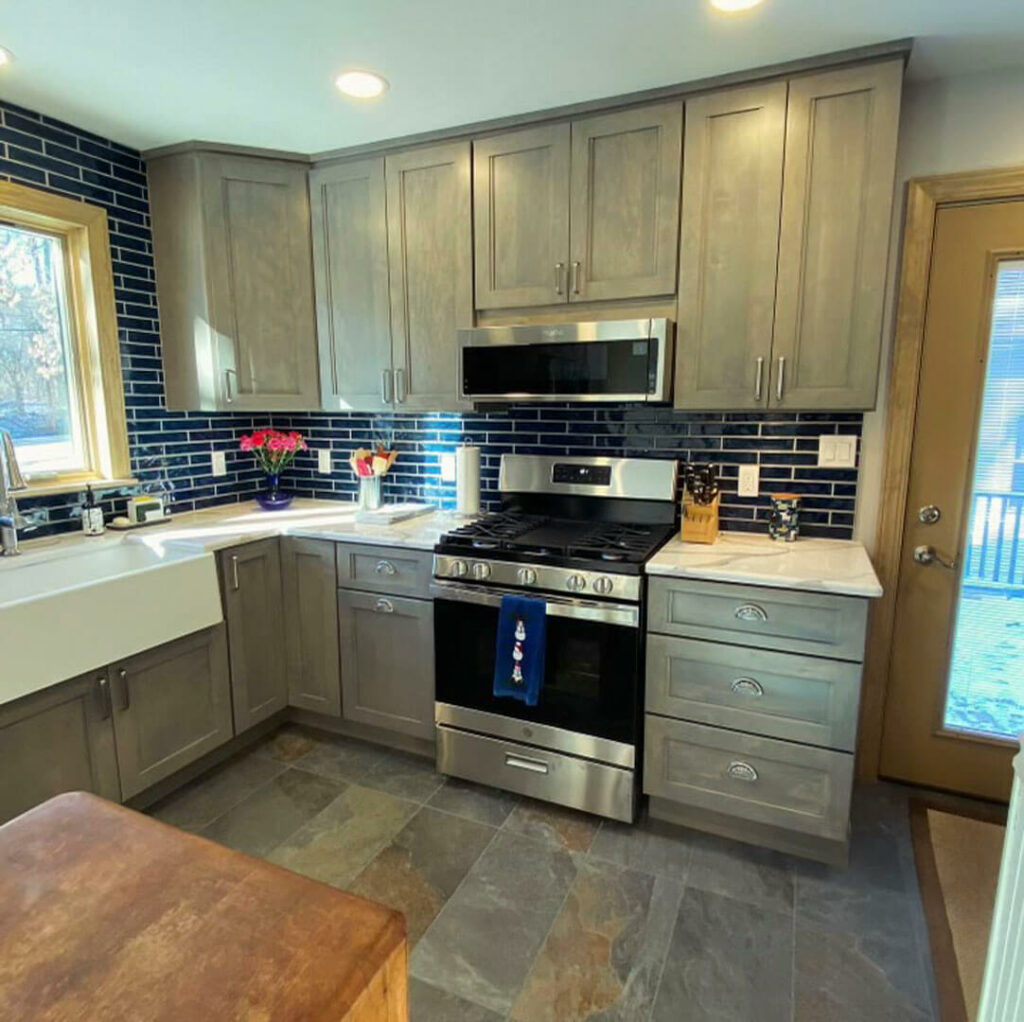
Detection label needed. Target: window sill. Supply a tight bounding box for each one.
[21,477,139,499]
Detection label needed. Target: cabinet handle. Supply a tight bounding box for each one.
[754,357,764,401]
[554,262,565,296]
[730,677,764,698]
[726,760,759,783]
[231,554,240,590]
[375,597,394,614]
[94,674,112,720]
[776,356,786,401]
[116,668,130,712]
[394,368,407,404]
[375,559,397,576]
[380,369,393,404]
[223,368,237,404]
[571,260,581,295]
[505,753,550,775]
[734,603,768,622]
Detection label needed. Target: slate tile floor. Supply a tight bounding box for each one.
[149,725,940,1021]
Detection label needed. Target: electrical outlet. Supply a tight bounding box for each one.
[818,434,858,469]
[737,464,759,498]
[211,450,227,477]
[318,449,332,474]
[439,453,457,482]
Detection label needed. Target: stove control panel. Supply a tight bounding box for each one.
[552,463,612,486]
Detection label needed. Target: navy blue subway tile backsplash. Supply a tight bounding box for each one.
[1,100,862,540]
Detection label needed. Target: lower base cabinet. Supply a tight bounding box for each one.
[0,673,121,825]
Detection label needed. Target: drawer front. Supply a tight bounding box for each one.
[646,635,861,751]
[336,542,432,597]
[648,576,868,661]
[643,715,853,840]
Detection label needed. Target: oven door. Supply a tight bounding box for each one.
[432,580,642,756]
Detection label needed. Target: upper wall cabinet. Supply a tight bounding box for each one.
[309,142,472,411]
[674,60,902,411]
[473,104,682,310]
[149,151,320,411]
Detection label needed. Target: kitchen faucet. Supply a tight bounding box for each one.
[0,429,28,556]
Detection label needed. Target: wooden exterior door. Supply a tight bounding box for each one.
[473,123,571,310]
[880,200,1024,800]
[568,103,682,302]
[675,82,787,410]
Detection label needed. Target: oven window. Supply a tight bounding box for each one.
[434,599,640,744]
[463,338,655,397]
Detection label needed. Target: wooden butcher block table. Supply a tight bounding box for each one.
[0,792,408,1021]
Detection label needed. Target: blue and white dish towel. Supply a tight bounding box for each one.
[493,594,547,706]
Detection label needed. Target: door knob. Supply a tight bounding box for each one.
[913,544,957,570]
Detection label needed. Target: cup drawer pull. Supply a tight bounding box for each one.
[730,677,764,698]
[734,603,768,622]
[375,559,397,576]
[505,753,550,775]
[726,760,759,783]
[375,598,395,614]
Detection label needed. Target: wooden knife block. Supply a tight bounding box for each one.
[681,493,720,544]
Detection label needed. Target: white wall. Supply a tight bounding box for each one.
[856,67,1024,552]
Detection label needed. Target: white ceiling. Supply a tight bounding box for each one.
[3,0,1024,153]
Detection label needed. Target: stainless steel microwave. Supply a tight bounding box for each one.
[457,318,674,404]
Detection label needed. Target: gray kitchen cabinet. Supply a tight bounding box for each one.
[149,149,320,411]
[282,537,341,716]
[336,543,433,599]
[309,156,393,411]
[569,103,682,302]
[473,123,571,310]
[675,82,787,410]
[220,539,288,733]
[111,626,233,800]
[770,59,903,409]
[337,589,435,740]
[0,672,120,824]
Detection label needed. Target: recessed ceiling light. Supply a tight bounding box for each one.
[0,46,14,68]
[335,70,389,99]
[709,0,765,11]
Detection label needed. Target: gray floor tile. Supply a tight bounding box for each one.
[267,783,418,889]
[410,978,503,1022]
[511,859,683,1022]
[427,777,519,827]
[201,767,344,857]
[589,815,693,882]
[290,733,389,784]
[360,748,446,802]
[684,830,795,913]
[411,830,578,1016]
[149,749,286,832]
[652,886,794,1022]
[503,799,600,854]
[350,806,497,945]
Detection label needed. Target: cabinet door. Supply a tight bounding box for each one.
[386,142,473,410]
[112,626,233,800]
[0,673,120,824]
[221,539,287,732]
[338,590,435,739]
[473,124,571,310]
[569,103,682,302]
[771,60,902,410]
[309,157,394,411]
[201,155,320,411]
[282,537,341,716]
[675,83,787,410]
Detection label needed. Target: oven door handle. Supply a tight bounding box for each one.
[430,579,639,629]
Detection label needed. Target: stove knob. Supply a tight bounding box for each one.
[471,562,491,580]
[593,576,614,596]
[449,559,469,578]
[566,573,587,592]
[517,566,537,586]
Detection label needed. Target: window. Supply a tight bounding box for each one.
[0,181,131,493]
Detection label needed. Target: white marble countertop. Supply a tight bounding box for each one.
[645,531,882,598]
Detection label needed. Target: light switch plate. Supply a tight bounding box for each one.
[818,434,858,469]
[318,449,332,474]
[439,453,457,483]
[737,464,759,497]
[211,450,227,477]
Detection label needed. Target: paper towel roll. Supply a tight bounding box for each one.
[455,445,481,515]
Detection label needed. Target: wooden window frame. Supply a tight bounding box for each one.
[0,180,133,495]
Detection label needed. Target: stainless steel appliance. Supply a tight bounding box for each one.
[432,454,678,822]
[457,318,674,404]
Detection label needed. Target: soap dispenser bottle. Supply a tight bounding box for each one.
[81,486,105,536]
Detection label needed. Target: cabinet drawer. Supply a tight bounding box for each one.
[336,543,432,597]
[643,716,853,840]
[646,635,861,751]
[648,576,868,661]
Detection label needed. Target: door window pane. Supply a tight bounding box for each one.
[945,259,1024,740]
[0,223,87,474]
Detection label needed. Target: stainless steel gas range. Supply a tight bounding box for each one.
[431,454,678,823]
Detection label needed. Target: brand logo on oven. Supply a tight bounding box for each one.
[541,328,564,340]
